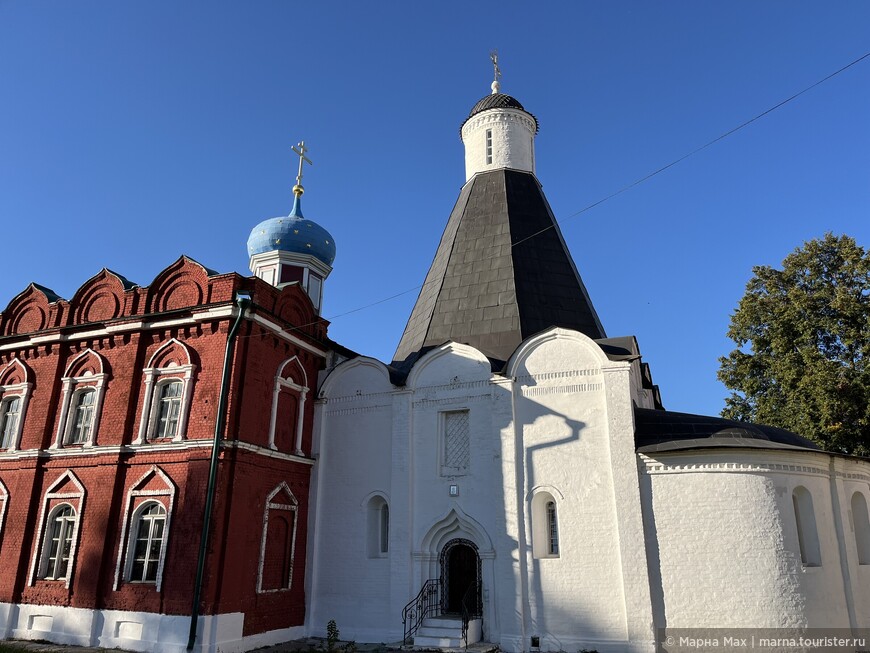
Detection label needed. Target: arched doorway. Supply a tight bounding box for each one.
[440,538,481,614]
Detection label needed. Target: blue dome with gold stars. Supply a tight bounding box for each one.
[247,195,336,266]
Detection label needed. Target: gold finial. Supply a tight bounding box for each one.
[291,140,313,196]
[490,49,501,94]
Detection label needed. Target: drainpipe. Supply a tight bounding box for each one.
[187,292,251,651]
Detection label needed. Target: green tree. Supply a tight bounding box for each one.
[718,233,870,455]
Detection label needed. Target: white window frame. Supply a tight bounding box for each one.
[530,487,563,559]
[485,128,493,165]
[53,349,108,449]
[268,357,308,455]
[0,359,34,452]
[0,478,9,544]
[256,482,298,593]
[135,339,196,444]
[29,470,86,588]
[113,466,176,591]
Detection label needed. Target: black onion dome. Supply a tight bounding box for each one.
[461,93,539,134]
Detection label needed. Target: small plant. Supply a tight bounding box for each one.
[327,619,340,651]
[343,641,357,653]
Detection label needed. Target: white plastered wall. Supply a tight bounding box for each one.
[639,449,870,631]
[461,108,536,181]
[311,331,657,653]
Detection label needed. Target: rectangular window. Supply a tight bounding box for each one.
[442,410,470,476]
[485,129,493,164]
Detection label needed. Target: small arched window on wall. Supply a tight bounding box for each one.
[366,495,389,558]
[792,486,821,566]
[269,358,308,455]
[531,489,561,559]
[851,491,870,565]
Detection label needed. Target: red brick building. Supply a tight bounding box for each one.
[0,247,333,651]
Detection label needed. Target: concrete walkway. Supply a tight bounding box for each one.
[0,639,408,653]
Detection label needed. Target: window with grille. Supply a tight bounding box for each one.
[442,410,470,476]
[485,129,493,164]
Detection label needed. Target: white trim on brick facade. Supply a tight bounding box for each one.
[113,466,177,592]
[28,470,86,589]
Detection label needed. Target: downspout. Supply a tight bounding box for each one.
[187,292,251,651]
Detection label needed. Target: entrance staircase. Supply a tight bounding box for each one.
[412,615,482,648]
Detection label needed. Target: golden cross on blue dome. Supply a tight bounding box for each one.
[291,141,312,196]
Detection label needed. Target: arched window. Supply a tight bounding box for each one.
[66,389,96,444]
[380,503,390,554]
[793,486,821,566]
[0,358,32,452]
[128,502,167,583]
[366,495,389,558]
[546,501,559,556]
[153,380,183,439]
[53,349,108,448]
[40,504,77,580]
[135,339,196,444]
[0,397,21,449]
[531,490,561,559]
[851,492,870,565]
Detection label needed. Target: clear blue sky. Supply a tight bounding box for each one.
[2,2,868,418]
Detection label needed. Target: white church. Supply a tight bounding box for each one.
[302,76,870,652]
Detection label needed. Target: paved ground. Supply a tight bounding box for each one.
[0,639,414,653]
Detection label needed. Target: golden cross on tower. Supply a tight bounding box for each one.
[490,50,501,94]
[291,141,312,196]
[490,50,501,82]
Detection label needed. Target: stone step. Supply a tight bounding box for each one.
[413,634,465,648]
[421,615,463,629]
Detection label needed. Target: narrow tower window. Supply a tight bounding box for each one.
[546,501,559,555]
[485,129,493,164]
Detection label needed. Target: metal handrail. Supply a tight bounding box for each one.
[460,580,482,648]
[402,578,440,644]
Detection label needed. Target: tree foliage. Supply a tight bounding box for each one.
[718,233,870,455]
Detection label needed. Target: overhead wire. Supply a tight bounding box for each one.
[239,50,870,342]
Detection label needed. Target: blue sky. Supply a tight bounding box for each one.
[1,2,868,417]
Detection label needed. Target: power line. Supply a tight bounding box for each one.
[511,50,870,248]
[269,50,870,334]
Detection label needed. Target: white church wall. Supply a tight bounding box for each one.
[310,358,400,641]
[831,457,870,629]
[502,329,655,653]
[407,344,506,639]
[640,450,854,631]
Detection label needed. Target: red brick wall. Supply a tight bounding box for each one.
[0,257,330,636]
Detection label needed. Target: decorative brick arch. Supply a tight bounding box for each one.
[146,256,211,314]
[69,269,133,325]
[1,284,61,336]
[274,286,315,330]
